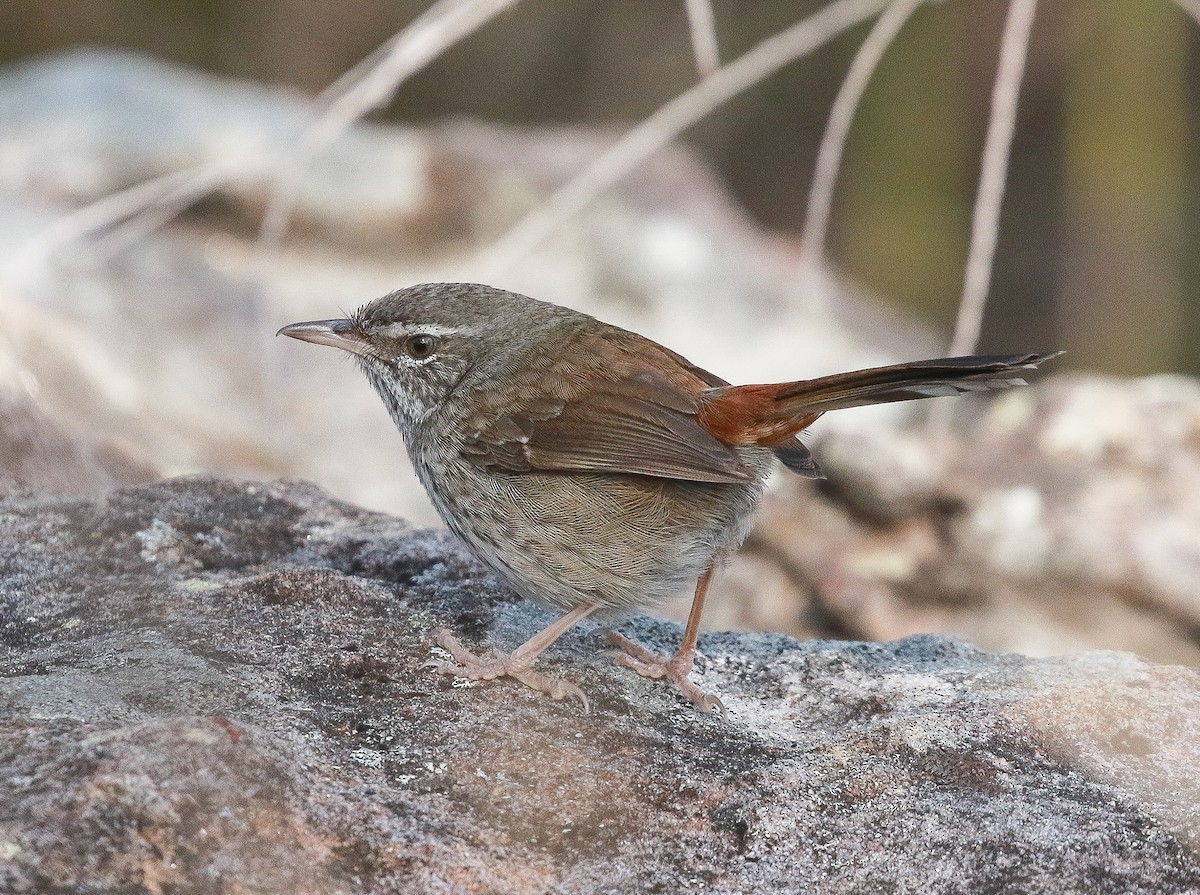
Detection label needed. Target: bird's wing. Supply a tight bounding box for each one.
[459,369,756,485]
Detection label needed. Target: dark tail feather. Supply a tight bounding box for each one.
[699,352,1060,446]
[767,352,1060,414]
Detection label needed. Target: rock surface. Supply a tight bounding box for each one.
[3,476,1200,894]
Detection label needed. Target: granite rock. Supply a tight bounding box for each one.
[2,476,1199,894]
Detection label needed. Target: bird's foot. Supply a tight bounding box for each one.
[604,630,726,715]
[424,628,589,712]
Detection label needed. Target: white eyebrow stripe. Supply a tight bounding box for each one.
[375,323,460,339]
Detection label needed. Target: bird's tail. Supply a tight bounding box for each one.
[698,352,1060,446]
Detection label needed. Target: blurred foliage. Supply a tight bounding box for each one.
[2,0,1198,374]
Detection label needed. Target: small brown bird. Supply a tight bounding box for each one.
[279,283,1054,712]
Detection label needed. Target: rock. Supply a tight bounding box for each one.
[2,476,1199,894]
[728,374,1200,668]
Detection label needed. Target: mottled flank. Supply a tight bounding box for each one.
[1,476,1199,894]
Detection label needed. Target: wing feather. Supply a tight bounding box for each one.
[461,375,755,484]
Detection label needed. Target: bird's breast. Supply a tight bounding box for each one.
[407,436,771,612]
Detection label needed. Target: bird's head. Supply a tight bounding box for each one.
[278,282,585,431]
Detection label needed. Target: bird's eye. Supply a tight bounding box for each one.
[405,334,437,359]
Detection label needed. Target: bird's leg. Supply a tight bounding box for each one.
[427,602,599,711]
[606,562,726,714]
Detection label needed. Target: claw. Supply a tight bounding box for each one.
[607,630,726,714]
[511,668,590,713]
[423,629,590,711]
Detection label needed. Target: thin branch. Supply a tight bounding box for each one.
[4,158,245,286]
[1177,0,1200,26]
[256,0,524,257]
[799,0,926,267]
[474,0,891,278]
[949,0,1039,357]
[684,0,721,77]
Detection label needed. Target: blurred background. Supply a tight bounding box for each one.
[1,0,1199,668]
[2,0,1198,374]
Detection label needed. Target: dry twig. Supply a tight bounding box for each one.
[799,0,926,267]
[1177,0,1200,26]
[684,0,721,77]
[5,158,245,287]
[257,0,525,257]
[949,0,1039,356]
[474,0,890,278]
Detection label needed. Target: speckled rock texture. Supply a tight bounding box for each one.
[3,476,1199,894]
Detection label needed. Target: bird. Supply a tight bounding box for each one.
[279,282,1056,713]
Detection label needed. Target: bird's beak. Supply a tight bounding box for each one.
[276,318,373,358]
